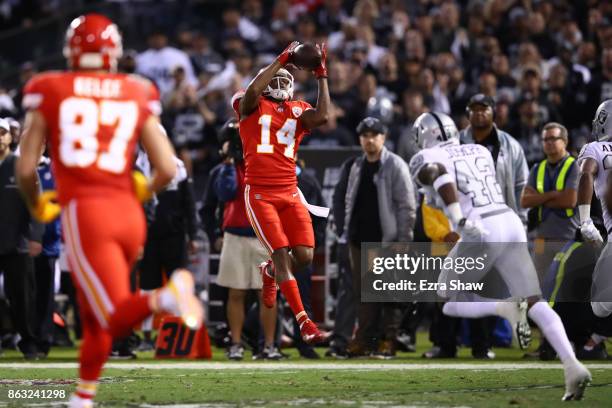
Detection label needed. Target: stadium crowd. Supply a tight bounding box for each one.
[1,0,612,361]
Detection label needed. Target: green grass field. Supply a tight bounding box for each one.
[1,335,611,407]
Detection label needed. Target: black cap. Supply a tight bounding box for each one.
[467,93,495,110]
[356,117,387,135]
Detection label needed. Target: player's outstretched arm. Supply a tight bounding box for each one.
[240,41,300,117]
[16,110,45,209]
[577,158,598,221]
[300,43,330,130]
[140,116,177,194]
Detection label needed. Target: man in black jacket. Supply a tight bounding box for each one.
[0,118,43,359]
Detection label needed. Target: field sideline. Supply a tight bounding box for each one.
[1,340,612,407]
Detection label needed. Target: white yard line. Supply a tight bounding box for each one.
[0,362,612,370]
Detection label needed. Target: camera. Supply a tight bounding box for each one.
[218,119,243,162]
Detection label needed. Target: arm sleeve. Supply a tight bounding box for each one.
[213,164,239,202]
[394,159,417,242]
[22,74,48,113]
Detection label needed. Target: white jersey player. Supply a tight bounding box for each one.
[409,112,591,401]
[577,99,612,317]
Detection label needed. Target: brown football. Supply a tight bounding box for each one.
[292,43,321,70]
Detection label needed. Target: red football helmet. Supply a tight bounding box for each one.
[63,13,123,70]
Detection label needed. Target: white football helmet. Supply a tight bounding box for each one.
[412,112,459,149]
[263,68,294,101]
[592,99,612,142]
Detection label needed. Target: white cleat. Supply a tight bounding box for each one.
[166,269,204,330]
[497,299,531,350]
[68,394,93,408]
[562,361,591,401]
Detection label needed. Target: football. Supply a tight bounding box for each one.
[292,43,321,70]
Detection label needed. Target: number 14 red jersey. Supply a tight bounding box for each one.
[234,95,312,188]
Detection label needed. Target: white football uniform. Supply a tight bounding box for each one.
[578,141,612,303]
[409,140,542,299]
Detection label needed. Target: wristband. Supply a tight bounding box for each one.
[433,173,454,191]
[446,202,463,225]
[578,204,591,224]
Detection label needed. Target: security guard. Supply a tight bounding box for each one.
[521,122,579,277]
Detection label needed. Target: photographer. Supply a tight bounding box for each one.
[213,119,279,360]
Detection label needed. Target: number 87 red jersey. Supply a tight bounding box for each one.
[23,71,160,205]
[232,92,312,188]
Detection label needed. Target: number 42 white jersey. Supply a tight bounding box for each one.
[409,141,507,220]
[578,141,612,234]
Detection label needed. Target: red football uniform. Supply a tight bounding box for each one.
[23,71,160,206]
[236,96,312,187]
[233,94,315,252]
[23,71,159,329]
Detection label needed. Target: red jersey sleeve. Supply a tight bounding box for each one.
[22,73,52,112]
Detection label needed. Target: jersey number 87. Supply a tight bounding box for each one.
[59,97,138,174]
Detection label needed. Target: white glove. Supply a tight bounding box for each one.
[580,219,604,246]
[457,218,488,242]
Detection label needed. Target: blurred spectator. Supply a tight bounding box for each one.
[0,118,43,359]
[589,48,612,111]
[397,89,428,163]
[303,103,353,147]
[137,30,197,99]
[508,95,546,165]
[33,155,60,357]
[7,118,21,152]
[460,94,529,221]
[190,32,225,77]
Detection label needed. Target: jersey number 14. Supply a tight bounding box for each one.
[257,115,297,158]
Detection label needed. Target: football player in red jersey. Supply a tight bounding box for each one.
[15,14,203,407]
[232,41,330,343]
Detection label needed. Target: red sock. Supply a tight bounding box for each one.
[75,379,98,400]
[108,294,152,338]
[79,321,112,387]
[279,280,308,325]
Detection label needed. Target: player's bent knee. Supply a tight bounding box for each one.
[292,246,313,269]
[591,301,612,318]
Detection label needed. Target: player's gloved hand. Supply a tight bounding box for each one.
[30,191,61,223]
[132,170,153,203]
[277,41,300,66]
[580,219,604,246]
[313,43,328,78]
[457,218,488,242]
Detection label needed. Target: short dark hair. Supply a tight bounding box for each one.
[542,122,568,143]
